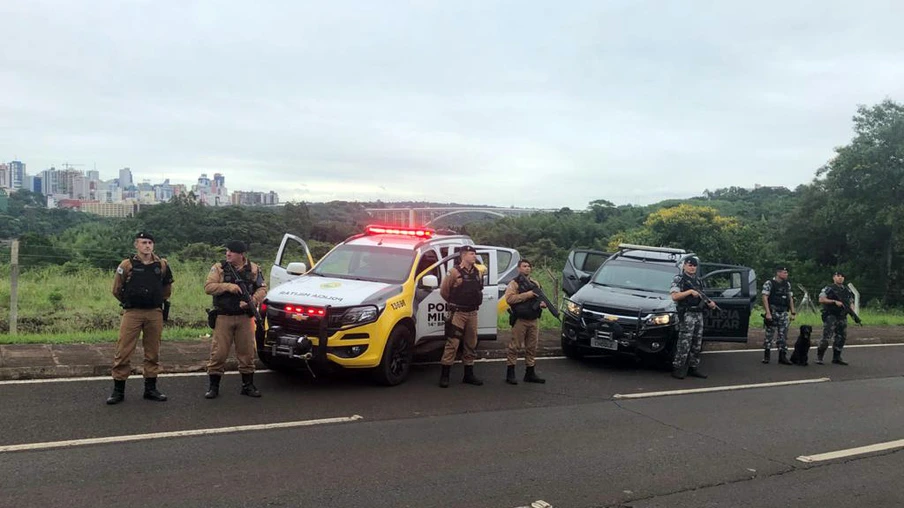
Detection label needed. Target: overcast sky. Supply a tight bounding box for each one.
[2,1,902,209]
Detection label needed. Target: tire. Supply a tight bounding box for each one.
[562,335,583,360]
[372,325,414,386]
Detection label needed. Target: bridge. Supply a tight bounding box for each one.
[364,207,551,227]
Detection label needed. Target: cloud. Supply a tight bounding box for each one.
[1,0,903,209]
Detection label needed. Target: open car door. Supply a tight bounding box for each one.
[270,234,316,289]
[562,249,611,296]
[699,264,756,342]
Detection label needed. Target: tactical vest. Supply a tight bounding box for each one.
[121,257,165,309]
[214,261,257,315]
[823,284,849,316]
[448,265,483,311]
[676,273,703,310]
[510,276,543,320]
[767,279,791,312]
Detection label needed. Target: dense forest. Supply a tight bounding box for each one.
[3,100,903,306]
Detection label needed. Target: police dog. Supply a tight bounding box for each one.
[789,325,813,366]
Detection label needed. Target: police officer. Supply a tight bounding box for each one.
[817,271,857,365]
[761,266,796,365]
[504,259,546,385]
[438,245,484,388]
[670,256,716,379]
[107,231,174,405]
[203,240,267,398]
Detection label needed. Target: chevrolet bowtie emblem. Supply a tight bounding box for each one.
[603,314,618,322]
[291,313,309,321]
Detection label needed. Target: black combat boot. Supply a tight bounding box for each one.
[143,377,168,402]
[241,373,262,397]
[688,367,708,379]
[832,350,848,366]
[778,350,792,365]
[524,366,546,384]
[505,365,518,385]
[762,349,771,364]
[462,365,483,386]
[439,365,451,388]
[204,374,221,399]
[106,379,126,405]
[816,348,826,365]
[671,363,688,379]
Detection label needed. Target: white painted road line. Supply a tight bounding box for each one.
[613,377,831,399]
[0,370,274,386]
[0,415,364,454]
[797,438,904,463]
[704,343,904,354]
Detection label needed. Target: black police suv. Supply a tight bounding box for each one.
[561,244,756,365]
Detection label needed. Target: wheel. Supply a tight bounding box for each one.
[372,325,414,386]
[562,334,583,360]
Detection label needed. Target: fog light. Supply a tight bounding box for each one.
[566,328,577,339]
[350,346,364,356]
[652,342,660,349]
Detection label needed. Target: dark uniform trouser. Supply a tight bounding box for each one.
[441,310,479,366]
[819,314,848,353]
[673,311,704,369]
[764,310,791,353]
[507,318,539,367]
[112,308,163,381]
[207,314,256,375]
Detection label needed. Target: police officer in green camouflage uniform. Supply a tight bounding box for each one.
[817,270,858,365]
[761,266,796,365]
[670,256,716,379]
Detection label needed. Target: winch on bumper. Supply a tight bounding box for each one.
[560,304,677,357]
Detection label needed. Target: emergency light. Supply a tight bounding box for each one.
[364,225,435,238]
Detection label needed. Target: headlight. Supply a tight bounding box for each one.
[565,299,582,316]
[647,313,672,326]
[339,305,379,326]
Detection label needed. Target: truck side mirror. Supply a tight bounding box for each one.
[421,275,439,288]
[579,274,592,284]
[286,262,307,275]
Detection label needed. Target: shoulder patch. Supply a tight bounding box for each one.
[116,266,124,275]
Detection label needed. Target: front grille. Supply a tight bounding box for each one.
[269,312,325,336]
[581,304,640,333]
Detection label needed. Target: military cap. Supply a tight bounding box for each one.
[459,245,477,253]
[833,270,845,277]
[776,266,789,272]
[684,256,699,266]
[226,240,248,253]
[135,231,155,242]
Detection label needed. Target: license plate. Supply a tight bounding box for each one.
[591,334,618,351]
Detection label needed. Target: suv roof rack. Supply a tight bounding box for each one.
[617,244,687,255]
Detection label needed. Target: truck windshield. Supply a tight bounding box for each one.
[312,244,415,284]
[591,261,676,293]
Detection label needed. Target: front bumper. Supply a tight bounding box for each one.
[561,312,674,355]
[259,324,380,369]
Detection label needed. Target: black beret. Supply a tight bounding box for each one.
[226,240,247,254]
[833,270,845,277]
[459,245,477,253]
[776,266,789,272]
[135,231,155,242]
[684,256,699,266]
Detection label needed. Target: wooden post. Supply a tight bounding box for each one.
[9,240,18,335]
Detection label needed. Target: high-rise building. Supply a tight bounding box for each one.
[87,170,100,181]
[9,161,25,189]
[119,167,134,188]
[0,163,9,189]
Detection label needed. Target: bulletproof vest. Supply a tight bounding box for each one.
[823,284,849,316]
[510,276,543,320]
[214,261,257,314]
[121,258,165,309]
[768,279,791,311]
[676,273,703,309]
[448,265,483,310]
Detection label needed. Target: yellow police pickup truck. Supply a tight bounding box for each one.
[260,225,520,385]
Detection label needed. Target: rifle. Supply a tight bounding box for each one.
[681,273,721,311]
[224,262,266,340]
[514,275,561,321]
[825,287,862,325]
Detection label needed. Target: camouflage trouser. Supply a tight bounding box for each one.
[764,310,790,353]
[673,311,704,369]
[819,314,848,353]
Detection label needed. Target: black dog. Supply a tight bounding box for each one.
[789,325,813,366]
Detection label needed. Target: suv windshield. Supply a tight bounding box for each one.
[312,244,415,284]
[591,261,676,293]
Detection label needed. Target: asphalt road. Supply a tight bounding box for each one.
[1,345,903,508]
